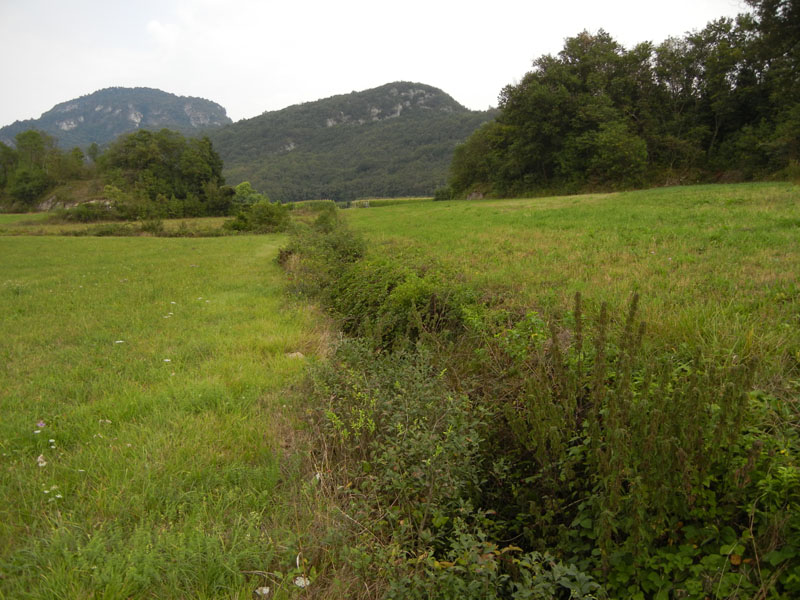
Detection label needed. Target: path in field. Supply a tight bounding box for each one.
[0,236,321,598]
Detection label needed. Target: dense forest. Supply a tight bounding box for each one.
[449,0,800,197]
[209,82,495,202]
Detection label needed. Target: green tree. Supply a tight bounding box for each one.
[586,120,649,187]
[0,142,18,189]
[8,168,51,205]
[15,130,57,172]
[233,181,267,205]
[98,129,228,217]
[87,142,99,163]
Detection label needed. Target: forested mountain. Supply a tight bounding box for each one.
[0,87,231,149]
[208,82,495,201]
[449,0,800,197]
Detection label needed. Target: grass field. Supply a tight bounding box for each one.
[0,235,324,598]
[1,182,798,597]
[0,213,50,226]
[344,182,800,392]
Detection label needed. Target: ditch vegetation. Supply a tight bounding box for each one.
[279,203,799,599]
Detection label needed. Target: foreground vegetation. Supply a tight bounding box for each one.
[0,235,324,598]
[280,183,799,598]
[1,182,796,598]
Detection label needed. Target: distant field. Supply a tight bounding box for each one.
[0,213,49,225]
[0,215,229,236]
[345,182,800,392]
[0,235,322,598]
[346,197,432,208]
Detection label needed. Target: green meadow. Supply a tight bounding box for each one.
[345,182,800,391]
[0,235,323,598]
[0,181,798,598]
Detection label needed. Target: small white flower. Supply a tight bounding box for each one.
[170,301,176,305]
[115,340,125,344]
[33,430,41,434]
[37,454,47,467]
[164,358,171,362]
[293,576,310,588]
[49,439,55,443]
[254,587,271,597]
[55,494,63,499]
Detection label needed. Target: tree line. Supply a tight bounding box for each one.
[449,0,799,197]
[0,128,239,218]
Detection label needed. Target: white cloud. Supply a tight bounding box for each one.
[146,19,183,49]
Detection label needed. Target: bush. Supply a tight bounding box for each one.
[52,202,117,223]
[433,186,453,201]
[328,258,475,349]
[223,199,289,233]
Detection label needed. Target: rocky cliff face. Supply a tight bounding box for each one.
[320,84,461,127]
[0,87,232,148]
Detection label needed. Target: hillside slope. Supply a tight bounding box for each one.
[209,82,496,201]
[0,87,231,149]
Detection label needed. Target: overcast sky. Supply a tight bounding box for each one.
[0,0,748,127]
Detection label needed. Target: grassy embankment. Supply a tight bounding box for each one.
[0,235,326,598]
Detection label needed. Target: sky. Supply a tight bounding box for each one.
[0,0,748,127]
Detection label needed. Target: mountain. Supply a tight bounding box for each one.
[0,87,232,149]
[208,82,496,201]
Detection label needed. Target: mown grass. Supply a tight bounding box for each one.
[344,182,800,393]
[0,235,325,598]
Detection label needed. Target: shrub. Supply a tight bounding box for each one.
[52,202,117,223]
[433,186,453,201]
[223,199,289,233]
